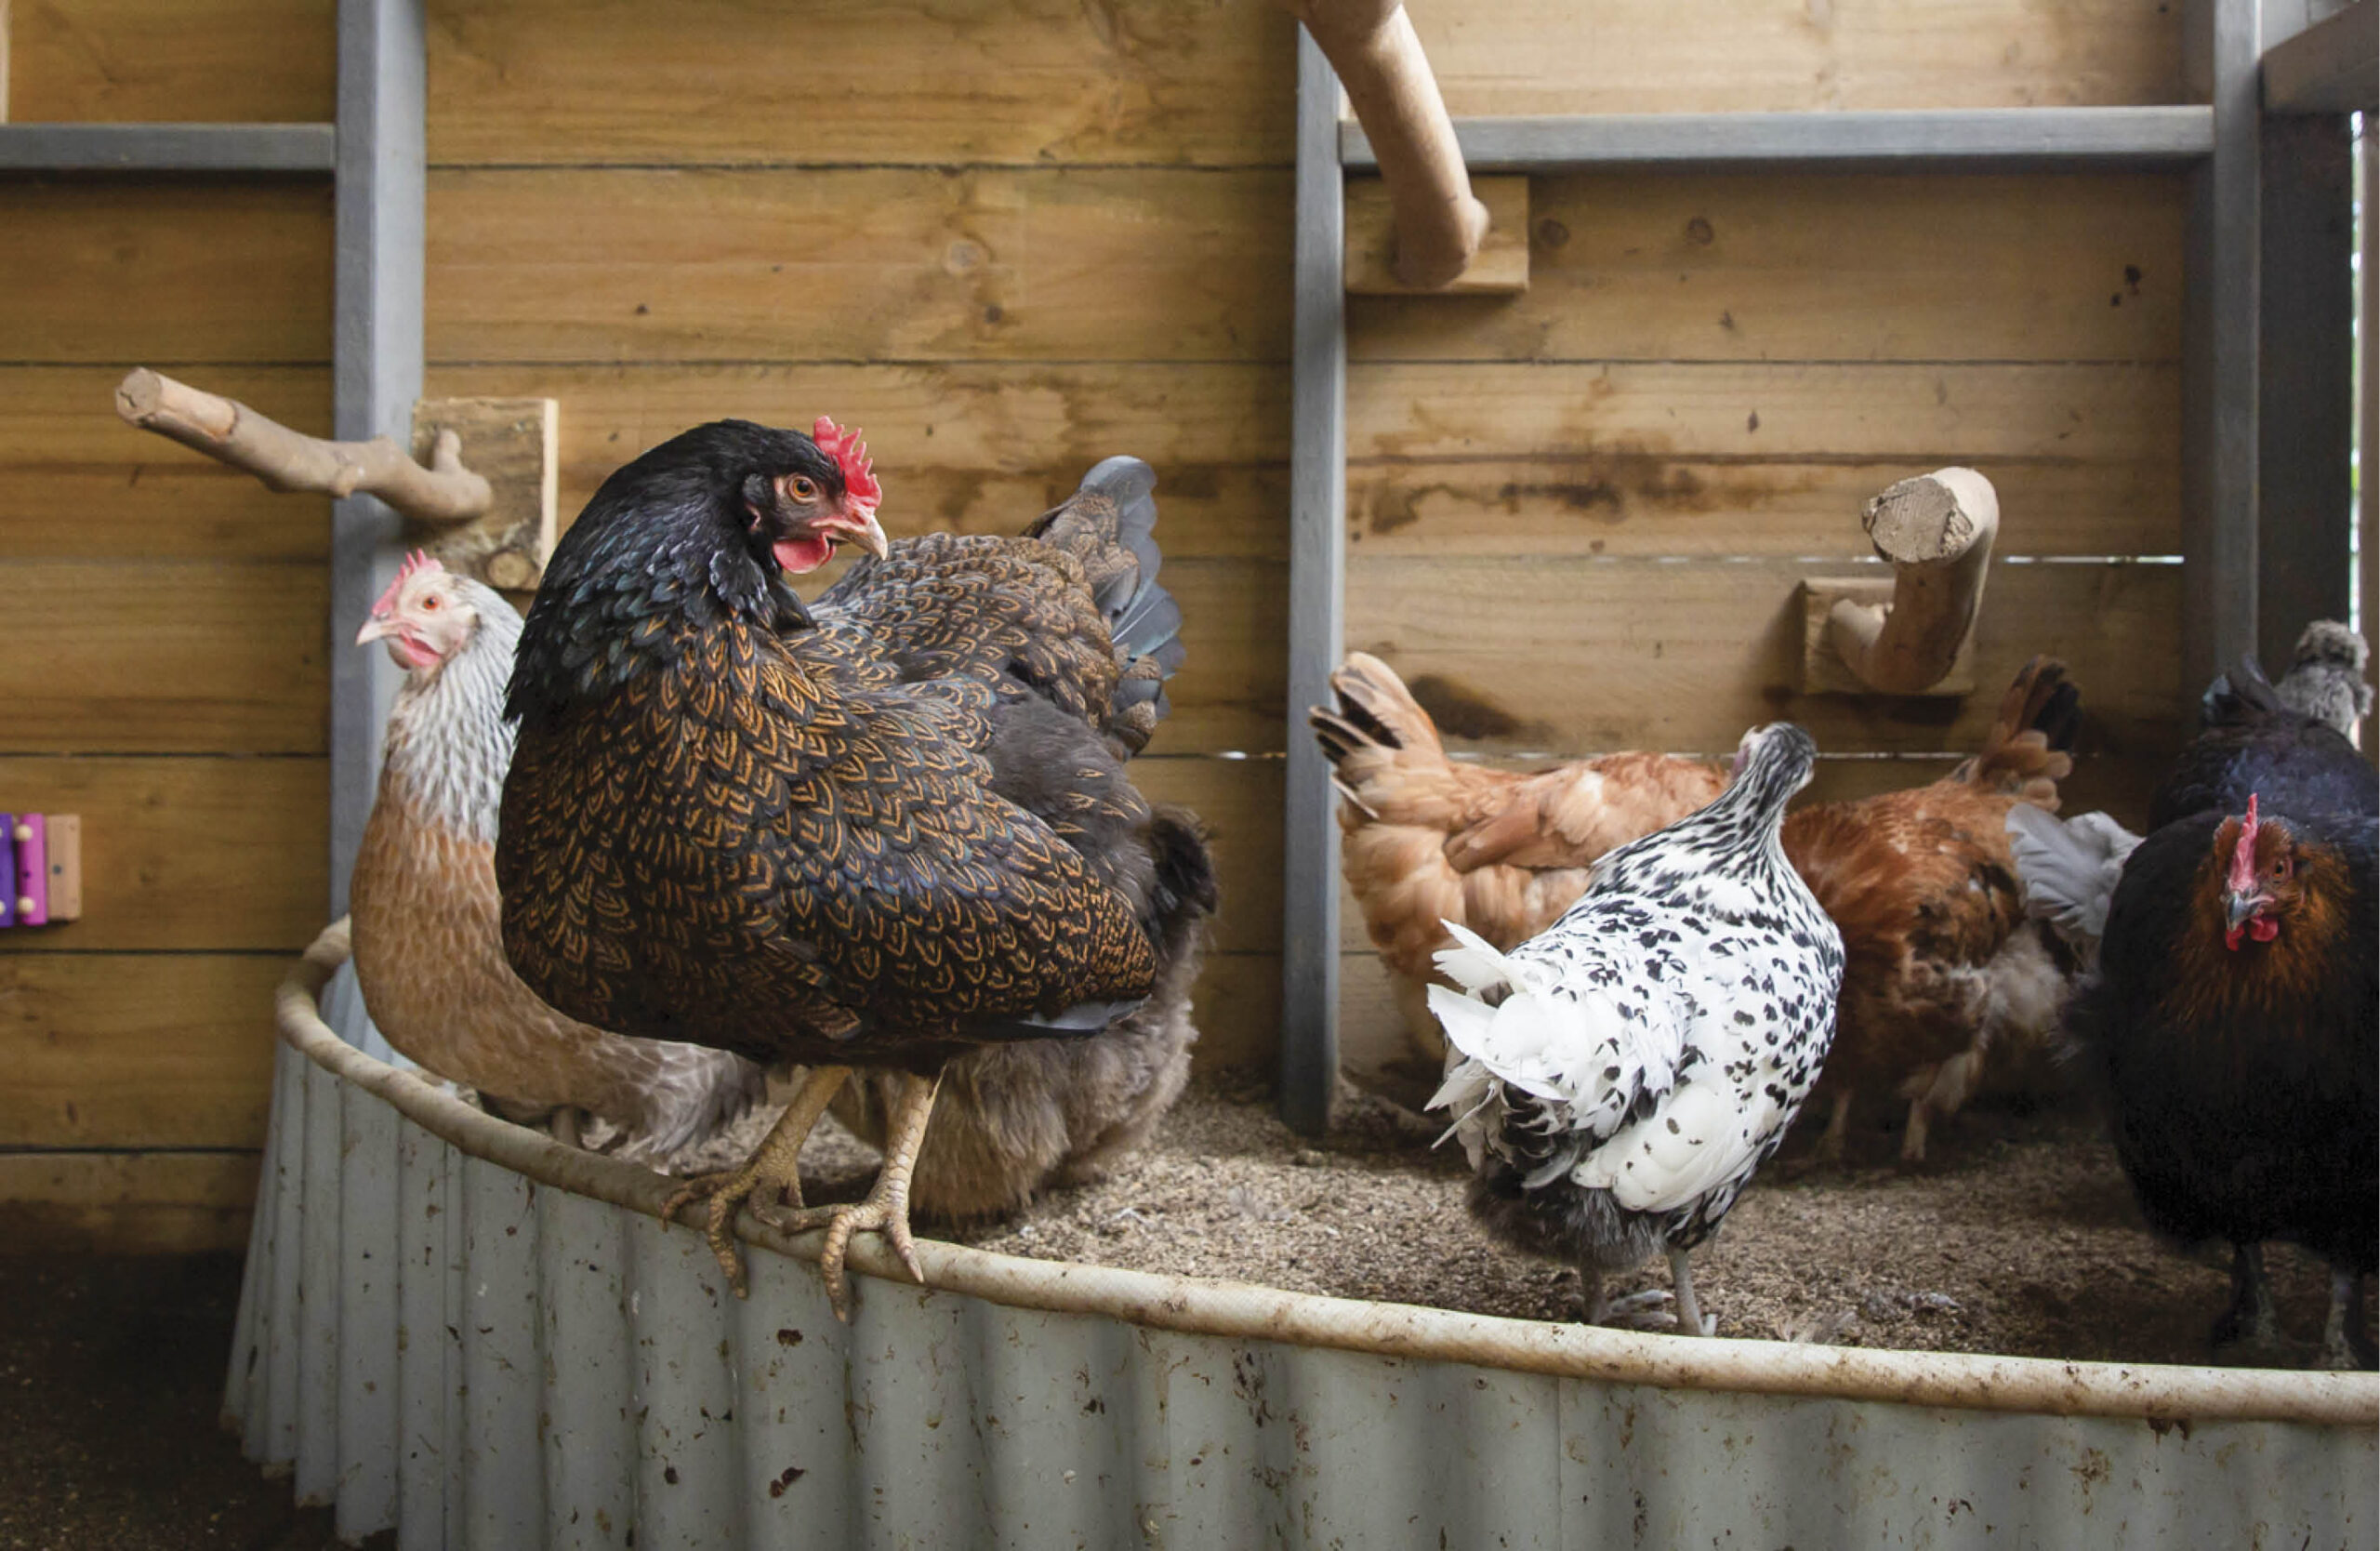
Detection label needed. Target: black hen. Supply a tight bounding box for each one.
[2067,799,2376,1368]
[496,419,1200,1314]
[2152,655,2377,829]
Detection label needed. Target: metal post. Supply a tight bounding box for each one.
[2255,111,2355,669]
[330,0,425,921]
[1279,26,1347,1136]
[2180,0,2265,701]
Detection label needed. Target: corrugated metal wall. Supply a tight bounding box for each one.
[230,935,2379,1549]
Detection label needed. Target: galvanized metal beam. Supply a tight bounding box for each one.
[0,123,336,174]
[2181,0,2266,703]
[321,0,427,1540]
[2262,0,2376,113]
[1342,106,2216,172]
[2255,113,2356,669]
[330,0,424,925]
[1279,26,1347,1137]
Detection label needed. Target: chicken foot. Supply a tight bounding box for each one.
[661,1063,852,1298]
[766,1070,940,1321]
[1576,1253,1715,1336]
[2210,1241,2283,1352]
[2318,1267,2376,1372]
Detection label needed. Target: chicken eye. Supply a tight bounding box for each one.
[787,475,819,501]
[2271,856,2292,881]
[421,595,442,611]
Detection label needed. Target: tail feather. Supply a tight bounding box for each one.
[2200,653,2285,729]
[1953,655,2078,802]
[1308,653,1448,771]
[1026,456,1183,753]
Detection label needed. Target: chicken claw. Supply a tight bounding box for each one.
[809,1071,939,1320]
[661,1063,850,1297]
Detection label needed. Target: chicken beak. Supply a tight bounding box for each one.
[2224,890,2267,932]
[356,613,394,646]
[843,505,891,561]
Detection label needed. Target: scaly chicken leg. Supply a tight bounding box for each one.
[2319,1267,2376,1372]
[662,1063,852,1296]
[800,1070,940,1319]
[2211,1241,2283,1351]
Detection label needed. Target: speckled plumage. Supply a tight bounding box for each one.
[1426,724,1844,1322]
[350,576,764,1163]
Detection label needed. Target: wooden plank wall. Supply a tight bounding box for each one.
[0,0,2207,1245]
[1337,1,2193,1066]
[419,0,1301,1067]
[0,0,336,1250]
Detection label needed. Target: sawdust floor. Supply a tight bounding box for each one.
[756,1073,2364,1372]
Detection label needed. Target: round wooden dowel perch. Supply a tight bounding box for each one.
[114,366,492,524]
[1826,467,2000,696]
[1276,0,1489,288]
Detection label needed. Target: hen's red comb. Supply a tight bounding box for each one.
[2227,793,2261,892]
[813,417,881,512]
[370,550,443,616]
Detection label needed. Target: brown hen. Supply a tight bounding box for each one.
[1313,654,2081,1161]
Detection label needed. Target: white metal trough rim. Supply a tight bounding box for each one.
[276,920,2377,1432]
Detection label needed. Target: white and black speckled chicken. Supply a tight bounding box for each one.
[1427,722,1844,1337]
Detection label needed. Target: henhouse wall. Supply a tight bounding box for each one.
[0,0,2198,1249]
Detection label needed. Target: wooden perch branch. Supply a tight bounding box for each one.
[1824,467,2001,696]
[114,367,491,524]
[1276,0,1489,288]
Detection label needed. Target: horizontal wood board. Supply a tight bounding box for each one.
[1411,0,2187,116]
[425,0,1295,168]
[0,1151,258,1253]
[0,181,333,365]
[5,0,333,124]
[425,167,1291,365]
[0,368,332,561]
[0,955,282,1147]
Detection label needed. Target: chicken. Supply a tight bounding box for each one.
[1315,653,2080,1162]
[1786,656,2081,1164]
[2273,619,2373,740]
[348,553,763,1163]
[1427,723,1844,1336]
[2157,652,2378,830]
[2064,796,2376,1368]
[1310,652,1726,1054]
[828,803,1215,1223]
[2011,644,2377,969]
[496,420,1197,1316]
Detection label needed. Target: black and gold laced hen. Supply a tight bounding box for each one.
[496,419,1195,1313]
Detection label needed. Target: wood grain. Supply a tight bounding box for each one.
[426,0,1293,168]
[425,168,1290,365]
[426,362,1291,561]
[0,181,331,365]
[1185,950,1281,1071]
[0,562,328,754]
[1349,363,2178,468]
[1351,173,2184,365]
[6,0,332,123]
[0,1150,258,1253]
[0,758,325,950]
[0,954,282,1147]
[1346,456,2178,559]
[1342,555,2183,758]
[1410,0,2185,117]
[0,368,333,562]
[1133,756,1284,956]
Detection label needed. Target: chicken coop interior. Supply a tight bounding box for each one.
[1,0,2376,1546]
